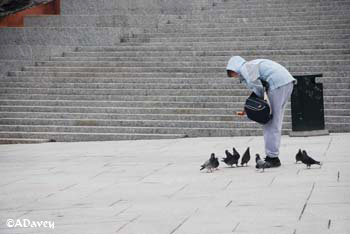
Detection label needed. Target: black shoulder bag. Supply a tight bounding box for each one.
[244,80,272,124]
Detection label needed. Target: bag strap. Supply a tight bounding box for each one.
[263,90,272,115]
[260,79,269,93]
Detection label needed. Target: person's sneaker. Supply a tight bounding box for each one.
[264,156,281,168]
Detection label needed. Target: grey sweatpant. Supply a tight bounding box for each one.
[264,82,294,158]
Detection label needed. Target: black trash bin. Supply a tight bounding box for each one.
[290,74,329,136]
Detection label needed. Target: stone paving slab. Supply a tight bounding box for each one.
[0,133,349,234]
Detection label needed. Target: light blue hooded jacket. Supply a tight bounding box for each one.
[226,56,296,97]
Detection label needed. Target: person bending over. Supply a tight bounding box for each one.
[226,56,295,168]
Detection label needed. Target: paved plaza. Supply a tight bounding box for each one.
[0,133,349,234]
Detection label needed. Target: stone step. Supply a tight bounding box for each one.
[2,87,349,96]
[320,78,350,84]
[147,33,350,43]
[0,16,343,46]
[1,105,349,116]
[325,116,350,123]
[151,24,350,34]
[147,35,350,43]
[24,15,155,28]
[0,125,268,137]
[215,0,349,6]
[0,118,291,129]
[163,15,349,24]
[0,112,276,122]
[55,0,350,15]
[0,108,348,121]
[24,14,350,28]
[0,27,122,46]
[322,83,350,89]
[2,93,349,102]
[0,45,76,61]
[157,9,350,19]
[3,76,349,84]
[0,87,248,96]
[166,14,350,24]
[76,43,350,52]
[43,4,350,19]
[214,3,350,11]
[34,60,350,68]
[0,138,53,144]
[1,110,348,123]
[62,49,350,57]
[159,19,350,29]
[0,100,348,109]
[1,118,349,134]
[131,6,350,15]
[213,0,350,6]
[20,65,350,73]
[0,106,253,115]
[62,0,347,14]
[0,100,240,108]
[0,93,247,102]
[156,16,349,28]
[6,70,350,78]
[1,76,234,84]
[0,82,239,90]
[8,71,225,78]
[1,81,349,90]
[0,97,348,108]
[50,54,350,62]
[324,110,350,116]
[0,131,186,142]
[325,123,350,132]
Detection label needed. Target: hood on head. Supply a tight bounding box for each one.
[226,56,246,73]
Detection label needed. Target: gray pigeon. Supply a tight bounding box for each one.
[200,153,217,172]
[241,147,251,166]
[255,154,268,172]
[301,150,322,169]
[295,149,303,164]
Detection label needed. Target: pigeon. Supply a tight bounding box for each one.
[222,148,240,167]
[295,149,303,164]
[222,150,234,167]
[255,154,268,172]
[301,150,322,168]
[200,153,217,172]
[232,147,241,163]
[213,155,220,170]
[241,147,251,166]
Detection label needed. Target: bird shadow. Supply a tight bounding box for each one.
[254,169,274,173]
[300,166,323,170]
[222,165,251,170]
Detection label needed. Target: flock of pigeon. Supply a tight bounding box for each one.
[200,147,251,173]
[200,147,322,173]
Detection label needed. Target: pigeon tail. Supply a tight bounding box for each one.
[295,149,303,163]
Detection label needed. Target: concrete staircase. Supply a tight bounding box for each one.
[1,0,350,143]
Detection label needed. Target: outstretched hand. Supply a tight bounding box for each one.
[236,111,246,116]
